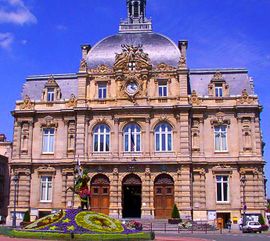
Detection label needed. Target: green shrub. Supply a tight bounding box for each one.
[23,210,30,222]
[171,204,180,219]
[259,214,266,225]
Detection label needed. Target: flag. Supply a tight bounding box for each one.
[130,134,135,152]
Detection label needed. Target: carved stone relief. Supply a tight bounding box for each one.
[210,112,231,127]
[20,95,34,110]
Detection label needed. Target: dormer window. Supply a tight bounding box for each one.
[42,76,61,102]
[215,84,223,97]
[208,72,229,98]
[47,88,55,102]
[128,61,136,71]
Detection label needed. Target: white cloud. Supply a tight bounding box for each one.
[56,24,68,31]
[0,32,14,49]
[0,0,37,25]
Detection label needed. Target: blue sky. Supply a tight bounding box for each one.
[0,0,270,192]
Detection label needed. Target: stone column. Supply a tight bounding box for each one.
[145,118,151,156]
[113,118,119,156]
[141,167,154,218]
[76,114,86,158]
[109,168,120,218]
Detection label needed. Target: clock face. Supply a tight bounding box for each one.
[126,82,138,95]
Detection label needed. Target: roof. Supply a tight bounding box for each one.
[86,32,181,68]
[189,68,254,96]
[22,74,78,100]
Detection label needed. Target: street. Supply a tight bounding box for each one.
[156,232,270,241]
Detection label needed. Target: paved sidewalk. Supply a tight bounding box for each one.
[155,237,210,241]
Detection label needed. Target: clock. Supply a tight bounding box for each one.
[126,82,138,95]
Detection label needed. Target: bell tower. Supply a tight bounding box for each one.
[120,0,152,33]
[127,0,146,22]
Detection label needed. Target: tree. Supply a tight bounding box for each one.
[23,210,30,222]
[259,214,266,225]
[171,204,180,219]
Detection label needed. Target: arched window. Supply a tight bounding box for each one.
[124,124,141,152]
[93,124,110,152]
[155,123,172,152]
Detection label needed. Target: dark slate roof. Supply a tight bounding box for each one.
[21,74,78,100]
[86,32,181,68]
[189,69,255,96]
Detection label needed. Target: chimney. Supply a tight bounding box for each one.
[81,44,91,59]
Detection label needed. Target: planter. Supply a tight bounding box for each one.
[168,218,181,224]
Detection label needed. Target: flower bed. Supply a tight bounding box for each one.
[21,209,153,238]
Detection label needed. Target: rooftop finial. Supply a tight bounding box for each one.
[119,0,152,33]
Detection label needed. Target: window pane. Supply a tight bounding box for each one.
[136,134,140,152]
[223,182,228,201]
[94,135,98,152]
[100,135,104,151]
[217,183,222,201]
[168,134,172,151]
[124,134,128,152]
[106,134,110,151]
[162,134,166,151]
[156,133,160,151]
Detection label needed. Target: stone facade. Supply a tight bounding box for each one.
[0,134,11,222]
[8,0,266,226]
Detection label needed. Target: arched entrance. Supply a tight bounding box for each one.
[90,174,110,215]
[122,174,142,218]
[154,174,174,219]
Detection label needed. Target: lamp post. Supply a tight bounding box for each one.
[12,174,19,228]
[240,175,247,230]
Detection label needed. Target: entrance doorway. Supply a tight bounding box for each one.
[217,212,231,228]
[122,174,142,218]
[154,174,174,219]
[90,174,110,215]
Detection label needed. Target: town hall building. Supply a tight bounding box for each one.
[8,0,266,226]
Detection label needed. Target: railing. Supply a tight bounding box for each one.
[141,221,222,234]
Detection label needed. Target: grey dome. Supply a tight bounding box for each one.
[87,32,181,68]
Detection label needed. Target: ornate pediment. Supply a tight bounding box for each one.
[90,64,113,74]
[155,63,176,72]
[210,112,231,127]
[40,116,58,128]
[212,72,224,82]
[20,95,34,110]
[45,75,59,88]
[37,166,56,175]
[114,44,151,71]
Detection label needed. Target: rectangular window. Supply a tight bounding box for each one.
[215,84,223,97]
[47,88,55,102]
[42,128,55,153]
[158,81,168,97]
[216,176,229,202]
[214,125,227,152]
[40,176,52,202]
[98,83,107,99]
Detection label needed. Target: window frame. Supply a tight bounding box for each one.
[214,125,228,152]
[98,83,107,100]
[42,128,55,154]
[158,81,168,97]
[47,88,55,102]
[40,176,53,203]
[216,175,230,203]
[123,124,141,153]
[215,84,223,97]
[93,124,110,153]
[154,123,173,152]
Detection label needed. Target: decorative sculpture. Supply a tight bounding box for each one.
[66,159,91,210]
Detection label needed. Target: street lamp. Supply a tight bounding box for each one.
[12,174,19,228]
[240,175,247,229]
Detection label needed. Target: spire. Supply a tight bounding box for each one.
[119,0,152,33]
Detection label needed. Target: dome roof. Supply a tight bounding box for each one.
[86,32,181,69]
